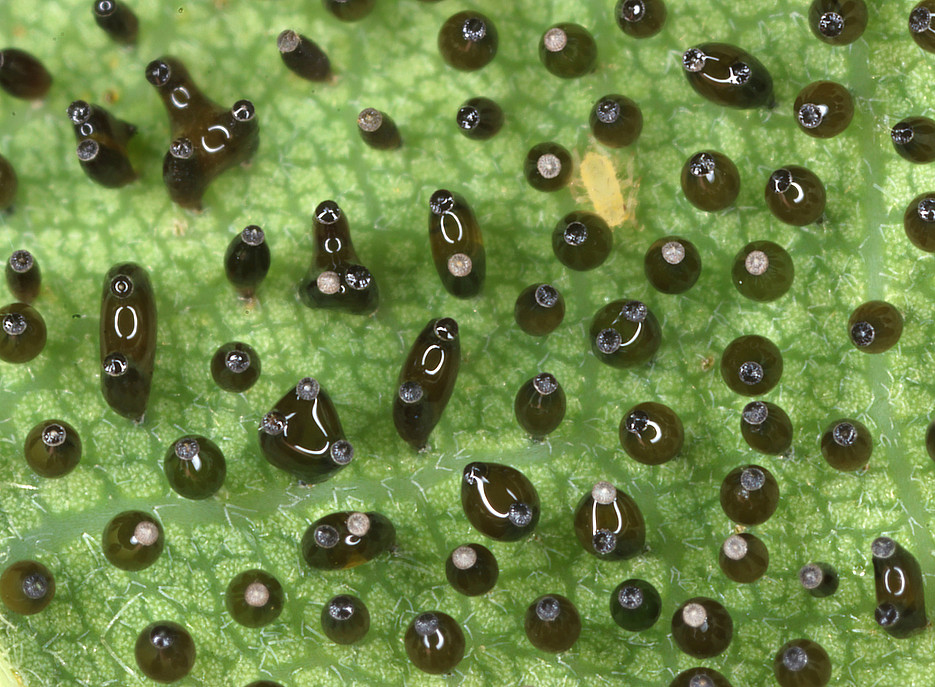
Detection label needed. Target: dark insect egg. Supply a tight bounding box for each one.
[552,211,612,270]
[245,682,285,687]
[514,283,565,336]
[357,107,401,149]
[67,100,138,188]
[799,562,839,598]
[277,30,331,82]
[809,0,867,44]
[619,401,684,465]
[461,461,540,541]
[404,612,465,674]
[321,594,370,644]
[259,377,354,483]
[927,418,935,462]
[794,81,854,138]
[610,578,661,631]
[538,23,597,79]
[0,48,52,100]
[871,536,928,638]
[614,0,667,38]
[904,191,935,251]
[0,560,55,615]
[145,56,221,135]
[102,510,164,571]
[680,150,740,212]
[24,419,81,478]
[164,435,226,500]
[669,667,733,687]
[5,250,39,303]
[820,418,871,471]
[774,638,832,687]
[589,94,643,148]
[438,11,498,71]
[323,0,375,22]
[514,372,566,440]
[573,481,645,559]
[225,569,284,628]
[99,263,156,421]
[681,42,773,109]
[719,334,783,396]
[644,236,701,294]
[718,532,769,583]
[524,594,581,653]
[524,142,572,192]
[0,154,17,210]
[300,200,379,313]
[225,225,270,300]
[910,1,935,53]
[590,300,662,368]
[427,190,485,297]
[301,511,396,570]
[848,300,902,353]
[765,166,826,225]
[671,597,733,658]
[719,464,780,525]
[393,317,461,450]
[0,302,47,363]
[891,116,935,163]
[740,400,793,455]
[445,543,499,596]
[732,241,794,302]
[134,621,196,683]
[211,341,261,393]
[456,97,503,140]
[93,0,139,45]
[75,138,137,188]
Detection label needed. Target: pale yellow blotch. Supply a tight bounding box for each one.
[573,150,637,228]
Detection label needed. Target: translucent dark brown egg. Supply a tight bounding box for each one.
[301,511,396,570]
[321,594,370,644]
[437,11,498,71]
[848,300,902,353]
[573,481,646,559]
[644,236,701,294]
[809,0,867,44]
[590,300,662,368]
[614,0,667,38]
[589,94,643,148]
[524,142,572,191]
[0,302,47,363]
[277,30,331,82]
[681,42,773,109]
[102,510,165,571]
[740,401,793,455]
[524,594,581,653]
[718,532,769,583]
[93,0,139,45]
[719,334,783,396]
[552,211,612,270]
[774,638,832,687]
[671,597,733,658]
[910,1,935,53]
[794,81,854,138]
[134,621,196,683]
[799,562,839,598]
[610,578,661,631]
[404,611,465,674]
[445,543,499,596]
[904,191,935,251]
[669,667,733,687]
[680,150,740,212]
[732,241,794,302]
[514,372,566,440]
[0,48,52,100]
[211,341,261,393]
[820,418,872,471]
[225,569,284,628]
[0,154,17,210]
[619,402,684,465]
[456,97,503,140]
[23,418,82,478]
[539,23,597,78]
[891,116,935,163]
[5,249,40,303]
[514,283,565,336]
[719,464,780,525]
[765,166,826,226]
[871,536,928,638]
[461,461,540,541]
[357,108,401,150]
[0,560,55,615]
[164,435,226,500]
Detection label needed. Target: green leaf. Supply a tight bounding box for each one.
[3,0,935,685]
